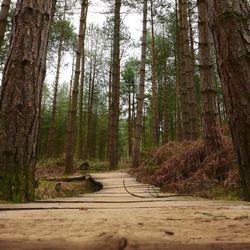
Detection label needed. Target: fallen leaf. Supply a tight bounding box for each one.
[164,230,175,236]
[79,207,88,211]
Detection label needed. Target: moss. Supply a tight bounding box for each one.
[209,186,239,201]
[35,179,102,200]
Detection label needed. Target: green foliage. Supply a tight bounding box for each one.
[37,0,229,173]
[47,1,77,65]
[50,19,77,50]
[121,59,136,90]
[121,57,139,110]
[38,82,70,158]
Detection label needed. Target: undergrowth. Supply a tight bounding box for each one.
[132,137,242,200]
[35,157,106,200]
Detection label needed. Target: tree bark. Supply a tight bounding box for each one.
[86,51,97,160]
[163,55,168,145]
[181,0,198,140]
[0,0,55,202]
[108,0,121,170]
[132,0,147,168]
[76,2,88,160]
[198,0,222,153]
[215,77,222,127]
[65,0,87,174]
[175,0,183,142]
[106,44,113,160]
[207,0,250,199]
[188,3,200,140]
[150,0,159,146]
[68,47,75,106]
[178,0,191,140]
[0,0,11,48]
[128,81,132,156]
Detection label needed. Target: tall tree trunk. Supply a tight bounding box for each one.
[132,80,136,136]
[158,78,163,144]
[0,0,55,202]
[175,49,183,142]
[150,0,159,146]
[106,44,113,160]
[175,87,182,142]
[89,110,97,160]
[188,3,200,140]
[86,51,97,160]
[175,0,183,142]
[207,0,250,200]
[76,2,88,160]
[81,37,95,161]
[178,0,191,140]
[128,83,132,156]
[181,0,198,140]
[65,47,75,155]
[163,59,168,145]
[108,45,113,113]
[142,105,147,150]
[65,0,87,174]
[198,0,222,153]
[82,48,93,160]
[108,0,121,170]
[68,47,75,105]
[47,0,67,157]
[215,77,222,127]
[132,0,147,168]
[76,44,85,160]
[0,0,11,48]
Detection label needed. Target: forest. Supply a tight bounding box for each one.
[0,0,249,204]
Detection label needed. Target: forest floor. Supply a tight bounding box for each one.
[133,138,242,201]
[35,158,103,200]
[0,171,250,249]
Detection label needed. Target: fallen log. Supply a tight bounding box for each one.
[44,175,91,182]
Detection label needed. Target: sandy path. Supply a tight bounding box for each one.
[0,171,250,249]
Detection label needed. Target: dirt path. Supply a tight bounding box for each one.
[0,171,250,249]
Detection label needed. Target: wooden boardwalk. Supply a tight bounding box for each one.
[0,172,250,249]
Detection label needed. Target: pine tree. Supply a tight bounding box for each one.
[0,0,56,202]
[150,0,159,146]
[197,0,222,153]
[178,0,191,140]
[132,0,148,168]
[65,0,88,174]
[108,0,121,169]
[207,0,250,200]
[76,1,88,160]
